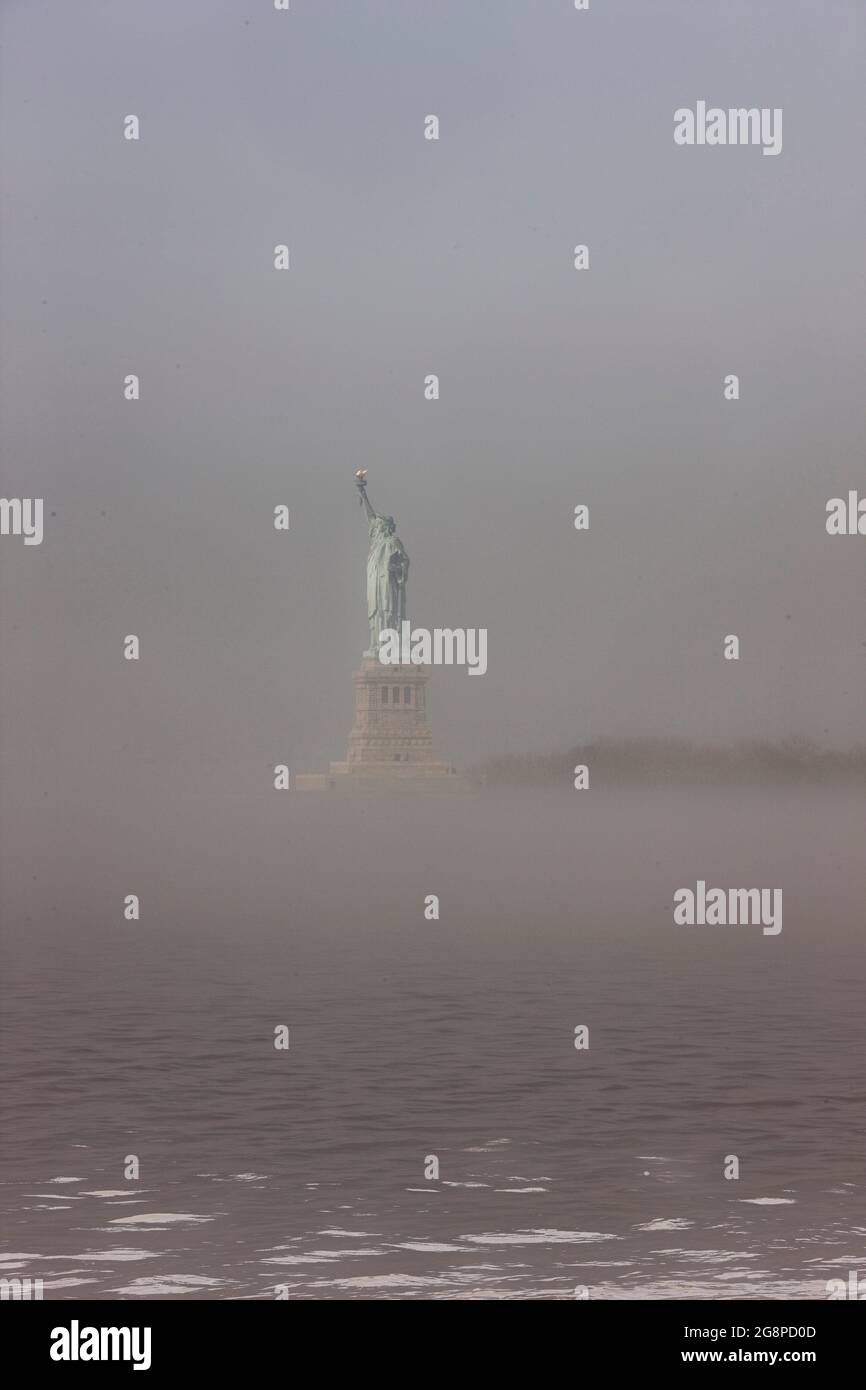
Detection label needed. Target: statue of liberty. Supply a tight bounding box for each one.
[355,471,409,657]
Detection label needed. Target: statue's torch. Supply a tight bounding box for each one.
[354,468,368,505]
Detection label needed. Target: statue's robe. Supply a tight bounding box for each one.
[367,518,408,632]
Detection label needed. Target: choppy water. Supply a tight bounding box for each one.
[1,787,864,1299]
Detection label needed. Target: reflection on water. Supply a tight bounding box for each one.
[1,788,864,1299]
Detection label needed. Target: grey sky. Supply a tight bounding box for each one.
[1,0,864,790]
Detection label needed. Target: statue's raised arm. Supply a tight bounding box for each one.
[354,471,409,657]
[357,480,377,523]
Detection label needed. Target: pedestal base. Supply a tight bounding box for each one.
[295,659,470,791]
[344,658,437,766]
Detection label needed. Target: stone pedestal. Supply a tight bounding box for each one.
[296,659,470,791]
[329,659,455,780]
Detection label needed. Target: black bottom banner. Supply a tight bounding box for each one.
[5,1296,858,1375]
